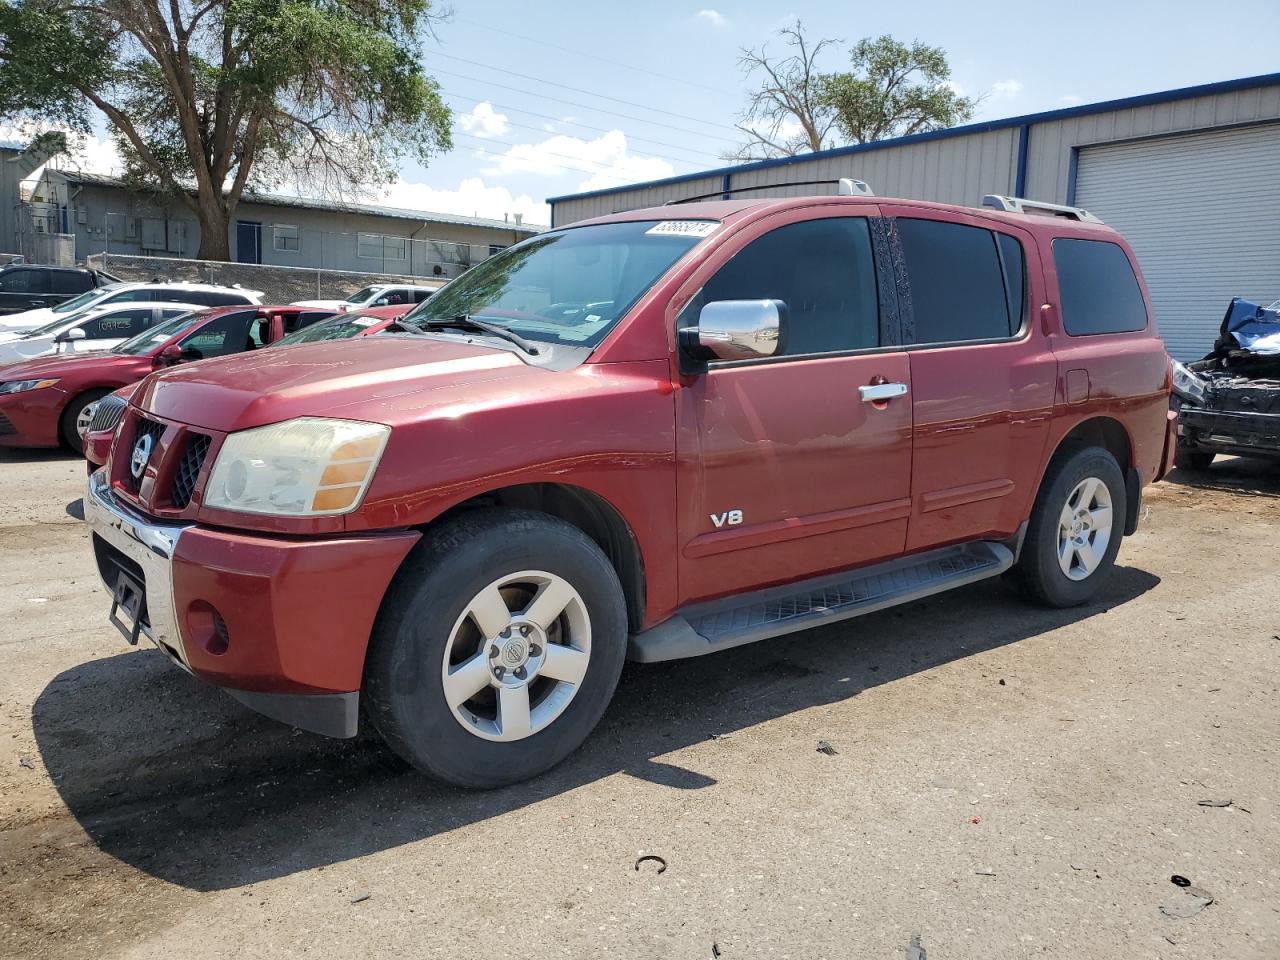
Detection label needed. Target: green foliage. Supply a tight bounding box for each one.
[818,36,976,144]
[0,0,452,257]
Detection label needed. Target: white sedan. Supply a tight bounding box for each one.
[293,282,439,312]
[0,302,201,363]
[0,281,263,333]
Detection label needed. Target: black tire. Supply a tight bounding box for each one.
[58,388,111,453]
[1173,444,1215,471]
[363,508,627,788]
[1015,445,1126,608]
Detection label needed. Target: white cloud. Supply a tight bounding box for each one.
[380,176,549,227]
[991,79,1023,99]
[1058,94,1084,106]
[477,129,674,192]
[0,123,123,188]
[696,9,727,27]
[945,80,968,97]
[457,101,510,139]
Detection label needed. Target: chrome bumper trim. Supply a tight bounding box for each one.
[85,469,193,668]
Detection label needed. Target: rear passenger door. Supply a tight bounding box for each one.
[72,306,157,353]
[882,208,1057,551]
[675,207,914,604]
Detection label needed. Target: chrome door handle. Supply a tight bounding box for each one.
[859,382,909,402]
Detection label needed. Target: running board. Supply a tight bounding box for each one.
[628,541,1014,662]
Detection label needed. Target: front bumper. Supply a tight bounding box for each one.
[1177,406,1280,460]
[0,387,65,447]
[85,470,421,737]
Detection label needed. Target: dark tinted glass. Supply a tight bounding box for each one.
[1053,239,1147,335]
[79,308,153,339]
[997,234,1026,334]
[52,270,93,295]
[0,268,36,293]
[178,310,255,359]
[897,218,1012,344]
[697,217,880,356]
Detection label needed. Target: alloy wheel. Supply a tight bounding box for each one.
[1057,477,1113,581]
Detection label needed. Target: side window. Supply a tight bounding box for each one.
[248,317,269,346]
[78,308,154,339]
[997,234,1026,335]
[413,289,433,303]
[896,218,1016,344]
[695,217,880,357]
[1053,238,1147,335]
[178,311,254,359]
[52,271,93,295]
[0,269,35,293]
[110,289,153,303]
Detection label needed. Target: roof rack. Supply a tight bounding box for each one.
[666,177,874,205]
[982,195,1103,223]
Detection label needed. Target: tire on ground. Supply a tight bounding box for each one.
[1173,443,1214,471]
[363,508,628,788]
[1015,444,1127,608]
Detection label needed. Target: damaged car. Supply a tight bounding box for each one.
[1171,297,1280,470]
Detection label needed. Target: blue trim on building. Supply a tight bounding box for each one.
[1014,124,1030,196]
[547,71,1280,207]
[1066,148,1080,206]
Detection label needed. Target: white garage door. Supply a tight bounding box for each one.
[1075,122,1280,360]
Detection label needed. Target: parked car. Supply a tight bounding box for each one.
[0,263,120,315]
[0,281,263,333]
[272,304,414,346]
[0,302,200,363]
[80,306,412,467]
[84,191,1172,788]
[292,282,439,312]
[0,305,304,452]
[1170,296,1280,469]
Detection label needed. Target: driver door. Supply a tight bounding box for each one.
[675,207,914,605]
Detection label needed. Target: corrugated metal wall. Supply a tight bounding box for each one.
[1024,85,1280,203]
[550,82,1280,227]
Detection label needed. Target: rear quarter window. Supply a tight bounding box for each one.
[1053,238,1148,335]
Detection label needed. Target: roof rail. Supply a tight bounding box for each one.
[666,177,874,205]
[982,195,1103,223]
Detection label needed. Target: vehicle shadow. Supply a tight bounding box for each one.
[1164,456,1280,498]
[0,446,81,465]
[32,565,1160,892]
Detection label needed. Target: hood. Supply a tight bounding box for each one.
[137,335,550,432]
[0,334,58,363]
[0,308,55,332]
[0,349,121,381]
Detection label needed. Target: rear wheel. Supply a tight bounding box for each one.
[1173,444,1215,471]
[58,388,111,453]
[1016,445,1126,608]
[363,509,627,788]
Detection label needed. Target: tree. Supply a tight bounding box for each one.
[819,36,976,144]
[729,20,841,161]
[0,0,452,260]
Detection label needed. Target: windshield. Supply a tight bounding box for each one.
[276,312,384,345]
[113,310,204,355]
[52,288,113,315]
[25,311,84,337]
[400,220,716,348]
[344,286,379,304]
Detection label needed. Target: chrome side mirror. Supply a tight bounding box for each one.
[691,299,786,362]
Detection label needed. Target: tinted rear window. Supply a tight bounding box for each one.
[52,270,93,295]
[1053,239,1147,335]
[897,218,1018,344]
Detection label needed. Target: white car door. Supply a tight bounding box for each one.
[63,305,159,353]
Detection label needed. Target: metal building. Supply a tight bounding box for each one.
[548,73,1280,360]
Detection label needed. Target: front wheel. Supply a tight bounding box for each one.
[58,388,111,453]
[363,509,627,788]
[1173,444,1215,471]
[1015,445,1126,608]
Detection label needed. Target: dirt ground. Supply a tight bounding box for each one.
[0,448,1277,960]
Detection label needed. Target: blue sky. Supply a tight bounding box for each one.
[34,0,1280,226]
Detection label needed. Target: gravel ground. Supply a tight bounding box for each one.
[0,448,1277,960]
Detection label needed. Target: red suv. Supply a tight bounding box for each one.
[84,191,1173,788]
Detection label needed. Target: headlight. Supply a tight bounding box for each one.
[1170,359,1207,404]
[0,378,60,395]
[204,417,390,517]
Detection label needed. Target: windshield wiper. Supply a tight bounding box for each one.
[401,314,540,356]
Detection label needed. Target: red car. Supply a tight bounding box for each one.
[81,305,412,467]
[84,190,1173,788]
[0,305,313,453]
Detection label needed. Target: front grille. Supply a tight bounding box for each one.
[88,394,128,433]
[126,416,166,493]
[170,432,211,508]
[0,412,14,436]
